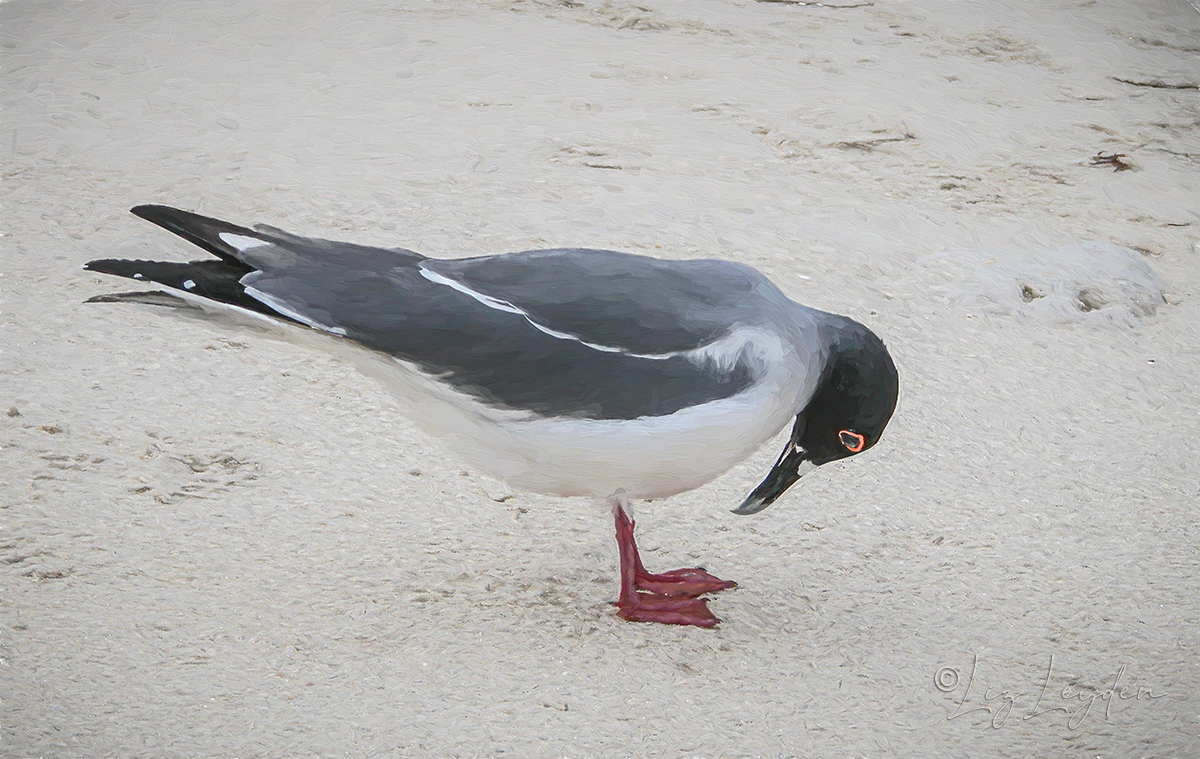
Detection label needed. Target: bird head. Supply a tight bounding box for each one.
[734,323,898,515]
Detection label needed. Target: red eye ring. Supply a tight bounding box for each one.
[838,429,866,452]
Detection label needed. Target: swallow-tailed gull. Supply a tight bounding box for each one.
[85,205,899,628]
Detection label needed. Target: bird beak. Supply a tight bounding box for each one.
[732,423,817,515]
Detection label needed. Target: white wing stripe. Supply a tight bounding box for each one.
[244,285,348,337]
[418,265,526,316]
[418,264,679,360]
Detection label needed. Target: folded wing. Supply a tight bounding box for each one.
[87,206,764,420]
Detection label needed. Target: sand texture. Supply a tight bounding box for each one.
[3,0,1199,756]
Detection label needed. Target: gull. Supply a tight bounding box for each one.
[85,205,899,627]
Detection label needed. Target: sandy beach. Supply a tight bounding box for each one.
[3,0,1199,756]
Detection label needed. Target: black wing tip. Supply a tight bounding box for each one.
[130,203,209,230]
[129,203,223,232]
[126,204,261,265]
[83,257,137,274]
[83,258,178,277]
[130,203,178,218]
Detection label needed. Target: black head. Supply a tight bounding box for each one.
[734,321,898,515]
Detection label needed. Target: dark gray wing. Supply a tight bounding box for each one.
[425,249,770,354]
[257,250,769,420]
[90,207,766,420]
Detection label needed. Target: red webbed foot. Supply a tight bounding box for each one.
[610,492,737,628]
[614,592,721,628]
[634,567,737,598]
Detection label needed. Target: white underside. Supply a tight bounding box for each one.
[135,286,817,500]
[357,347,809,500]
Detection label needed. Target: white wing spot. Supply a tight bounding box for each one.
[182,279,196,290]
[218,233,272,252]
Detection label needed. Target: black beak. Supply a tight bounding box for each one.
[732,417,814,515]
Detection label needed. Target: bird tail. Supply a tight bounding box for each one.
[83,206,289,320]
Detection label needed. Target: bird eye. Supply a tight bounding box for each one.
[838,429,866,452]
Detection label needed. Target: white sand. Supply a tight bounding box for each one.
[3,0,1199,755]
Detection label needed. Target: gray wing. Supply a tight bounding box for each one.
[92,207,768,420]
[255,249,771,420]
[425,249,771,354]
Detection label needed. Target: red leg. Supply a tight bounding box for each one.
[610,493,736,628]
